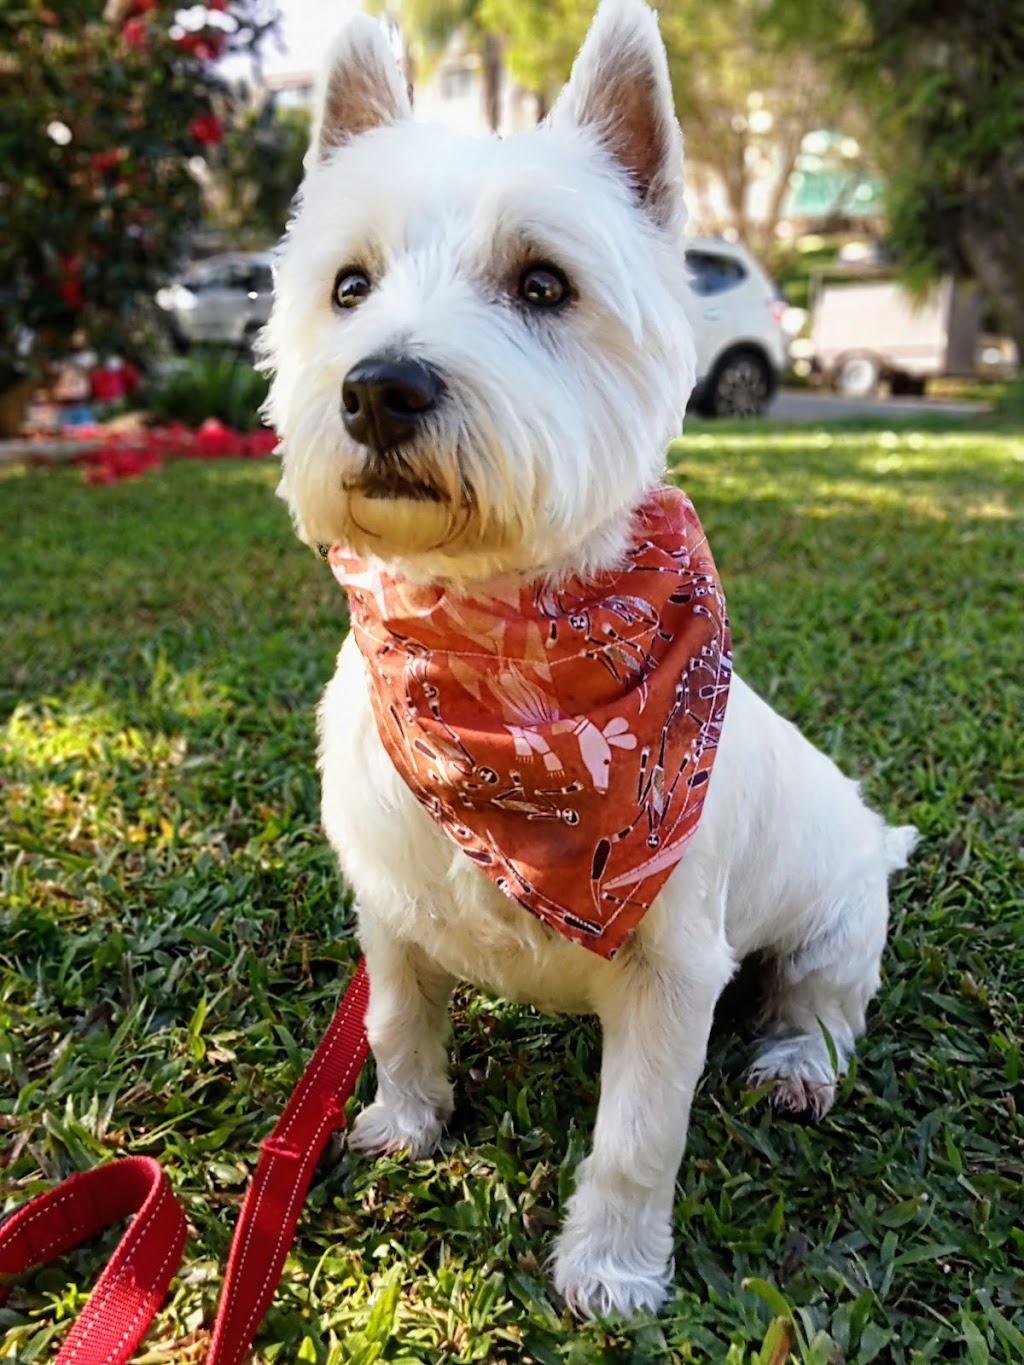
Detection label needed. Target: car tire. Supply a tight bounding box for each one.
[706,348,774,418]
[834,353,882,399]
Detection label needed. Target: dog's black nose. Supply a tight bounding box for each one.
[341,355,442,451]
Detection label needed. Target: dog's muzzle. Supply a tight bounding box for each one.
[341,353,443,453]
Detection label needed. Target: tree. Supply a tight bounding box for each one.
[206,100,309,248]
[383,0,505,133]
[0,0,277,432]
[477,0,847,253]
[769,0,1024,360]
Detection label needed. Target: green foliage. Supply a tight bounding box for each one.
[393,0,481,63]
[768,0,1024,353]
[387,0,505,131]
[0,1,276,390]
[476,0,847,248]
[2,408,1022,1359]
[207,102,310,247]
[134,351,270,431]
[476,0,586,102]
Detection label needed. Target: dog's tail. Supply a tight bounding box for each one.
[885,824,920,873]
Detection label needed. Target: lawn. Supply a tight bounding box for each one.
[1,412,1022,1364]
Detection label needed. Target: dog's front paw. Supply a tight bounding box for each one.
[347,1100,446,1159]
[550,1219,671,1319]
[550,1241,670,1319]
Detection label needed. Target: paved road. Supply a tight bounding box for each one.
[769,389,987,422]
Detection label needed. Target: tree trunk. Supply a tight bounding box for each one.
[0,377,35,439]
[403,44,416,113]
[481,32,504,135]
[718,130,748,243]
[959,173,1024,364]
[752,125,810,259]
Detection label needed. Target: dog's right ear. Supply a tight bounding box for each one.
[312,15,411,162]
[550,0,685,236]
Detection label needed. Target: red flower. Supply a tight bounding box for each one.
[207,0,228,10]
[91,148,126,173]
[188,113,223,145]
[176,29,225,60]
[130,0,159,13]
[57,255,83,309]
[122,17,148,49]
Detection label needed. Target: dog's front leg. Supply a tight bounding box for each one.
[348,921,455,1159]
[551,925,733,1318]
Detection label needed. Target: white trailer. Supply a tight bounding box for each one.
[808,277,981,397]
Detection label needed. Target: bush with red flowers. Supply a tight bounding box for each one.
[0,0,278,432]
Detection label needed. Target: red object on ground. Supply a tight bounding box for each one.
[0,1159,185,1364]
[89,363,140,403]
[68,421,278,482]
[0,958,370,1365]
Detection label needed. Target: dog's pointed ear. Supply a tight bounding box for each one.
[551,0,686,235]
[312,14,411,162]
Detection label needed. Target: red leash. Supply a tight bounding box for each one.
[0,957,370,1365]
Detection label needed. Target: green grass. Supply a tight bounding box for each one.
[2,413,1022,1363]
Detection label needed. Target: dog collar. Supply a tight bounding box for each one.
[329,484,731,958]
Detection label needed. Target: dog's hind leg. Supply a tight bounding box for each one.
[347,921,455,1159]
[746,871,893,1121]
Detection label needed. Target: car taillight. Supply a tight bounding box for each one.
[769,298,785,327]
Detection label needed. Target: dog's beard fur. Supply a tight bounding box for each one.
[260,39,695,586]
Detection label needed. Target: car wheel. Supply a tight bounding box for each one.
[835,353,881,399]
[708,349,773,418]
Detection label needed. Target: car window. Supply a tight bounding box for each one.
[685,250,747,296]
[186,261,251,292]
[184,266,219,293]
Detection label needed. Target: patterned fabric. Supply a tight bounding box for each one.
[329,484,731,959]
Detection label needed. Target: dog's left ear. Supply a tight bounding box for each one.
[551,0,685,235]
[312,14,412,162]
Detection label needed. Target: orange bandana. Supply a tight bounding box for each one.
[329,485,731,958]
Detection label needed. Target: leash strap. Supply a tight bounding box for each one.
[0,957,370,1365]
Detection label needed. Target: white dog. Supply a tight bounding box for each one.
[261,0,917,1318]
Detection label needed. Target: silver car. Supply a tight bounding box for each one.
[155,251,275,352]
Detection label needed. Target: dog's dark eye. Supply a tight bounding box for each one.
[333,269,372,310]
[519,264,569,309]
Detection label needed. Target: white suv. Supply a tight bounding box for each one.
[683,237,788,417]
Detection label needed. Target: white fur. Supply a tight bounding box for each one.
[261,0,918,1319]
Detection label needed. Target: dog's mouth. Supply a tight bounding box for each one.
[345,449,452,504]
[349,471,447,503]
